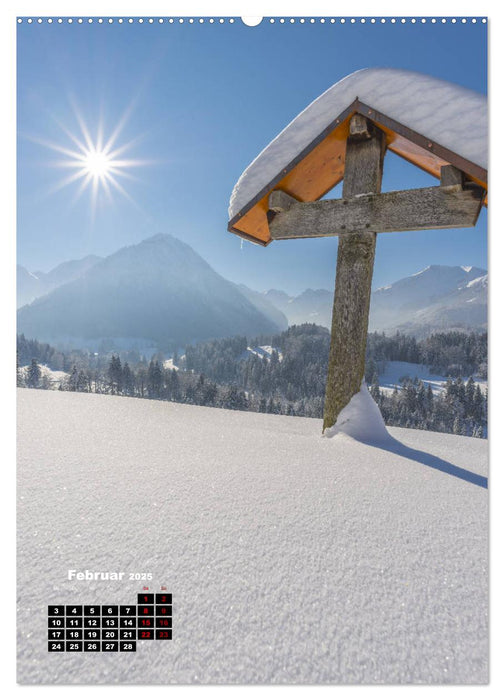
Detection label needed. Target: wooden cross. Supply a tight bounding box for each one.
[266,114,484,431]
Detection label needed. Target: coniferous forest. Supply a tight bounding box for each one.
[17,325,487,438]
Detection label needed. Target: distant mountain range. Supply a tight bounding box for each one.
[263,288,334,329]
[369,265,487,337]
[17,255,102,308]
[17,235,487,352]
[17,234,285,352]
[263,265,487,338]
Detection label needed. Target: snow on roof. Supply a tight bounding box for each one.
[229,68,487,220]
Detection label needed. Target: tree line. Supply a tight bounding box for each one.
[17,325,488,438]
[370,375,487,438]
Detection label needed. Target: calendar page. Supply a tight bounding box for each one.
[16,10,489,685]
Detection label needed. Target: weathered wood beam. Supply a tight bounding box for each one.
[440,164,465,190]
[322,117,386,432]
[268,183,484,240]
[268,189,299,213]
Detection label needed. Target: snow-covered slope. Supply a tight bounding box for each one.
[17,390,487,684]
[229,68,487,219]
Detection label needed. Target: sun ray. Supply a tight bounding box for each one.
[105,172,135,200]
[107,166,141,183]
[100,174,114,204]
[89,174,100,223]
[25,102,153,215]
[106,131,152,161]
[105,172,145,213]
[45,167,89,197]
[69,96,95,152]
[67,172,94,209]
[49,114,90,155]
[22,133,85,161]
[96,111,104,155]
[102,99,138,155]
[107,158,156,168]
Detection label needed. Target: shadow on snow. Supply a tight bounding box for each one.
[365,435,488,490]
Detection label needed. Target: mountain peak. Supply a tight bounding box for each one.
[17,234,281,350]
[409,264,486,280]
[143,232,175,243]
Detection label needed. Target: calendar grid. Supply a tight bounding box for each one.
[48,593,172,652]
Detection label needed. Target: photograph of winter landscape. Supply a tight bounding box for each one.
[17,15,488,684]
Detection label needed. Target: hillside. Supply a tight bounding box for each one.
[17,389,487,684]
[17,234,280,351]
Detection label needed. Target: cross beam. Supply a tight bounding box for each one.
[268,176,484,240]
[265,115,485,432]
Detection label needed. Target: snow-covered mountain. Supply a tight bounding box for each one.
[264,288,333,328]
[369,265,487,336]
[17,255,102,308]
[234,284,288,330]
[16,265,44,309]
[16,234,282,351]
[264,265,487,336]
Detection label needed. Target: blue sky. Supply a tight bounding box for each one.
[17,17,487,294]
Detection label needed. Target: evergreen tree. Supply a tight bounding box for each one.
[370,373,381,403]
[137,367,147,397]
[16,352,24,387]
[147,359,163,398]
[453,415,464,435]
[27,358,41,388]
[68,365,79,392]
[108,355,123,395]
[77,370,89,392]
[122,362,135,396]
[166,369,180,401]
[473,425,484,438]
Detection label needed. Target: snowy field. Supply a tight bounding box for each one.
[17,389,488,684]
[378,361,488,396]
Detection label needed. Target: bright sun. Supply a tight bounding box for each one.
[29,103,152,217]
[83,149,112,178]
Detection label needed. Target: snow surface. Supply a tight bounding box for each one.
[229,68,487,219]
[17,389,487,684]
[163,358,180,371]
[240,345,283,362]
[467,274,488,289]
[324,380,391,444]
[378,361,487,397]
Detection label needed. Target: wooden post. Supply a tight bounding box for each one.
[322,115,386,432]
